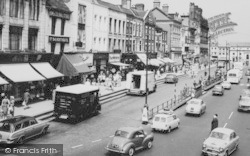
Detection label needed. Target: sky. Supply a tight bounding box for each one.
[103,0,250,45]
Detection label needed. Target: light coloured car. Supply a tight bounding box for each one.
[165,74,178,83]
[238,96,250,112]
[151,110,180,133]
[221,81,231,90]
[212,85,224,96]
[186,98,206,116]
[106,127,154,156]
[0,115,49,144]
[202,127,239,156]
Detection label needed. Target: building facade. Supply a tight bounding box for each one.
[0,0,47,52]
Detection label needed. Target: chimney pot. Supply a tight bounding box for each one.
[135,3,145,11]
[162,4,169,15]
[153,0,161,8]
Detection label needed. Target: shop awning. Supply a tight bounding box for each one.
[0,64,45,83]
[149,59,164,67]
[0,77,8,85]
[136,54,147,64]
[30,62,64,79]
[159,58,175,64]
[110,62,130,67]
[57,53,95,77]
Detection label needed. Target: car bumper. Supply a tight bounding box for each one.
[238,106,250,111]
[105,147,126,154]
[202,150,224,156]
[212,91,223,95]
[151,126,167,131]
[0,140,15,144]
[186,110,200,114]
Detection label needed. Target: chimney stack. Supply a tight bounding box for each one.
[135,3,145,11]
[127,0,131,9]
[121,0,127,9]
[162,4,169,15]
[153,0,161,8]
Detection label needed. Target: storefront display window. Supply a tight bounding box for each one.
[9,26,22,50]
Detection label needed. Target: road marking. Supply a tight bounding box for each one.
[109,135,114,138]
[228,112,234,119]
[71,144,83,149]
[224,123,227,128]
[92,139,102,143]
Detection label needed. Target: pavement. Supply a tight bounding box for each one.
[3,65,217,120]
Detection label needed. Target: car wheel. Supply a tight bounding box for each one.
[235,144,239,151]
[42,127,48,135]
[17,136,25,144]
[177,122,180,128]
[128,147,135,156]
[225,151,229,156]
[168,127,171,133]
[147,140,153,149]
[198,111,202,117]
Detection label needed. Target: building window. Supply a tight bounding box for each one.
[103,38,105,46]
[10,0,24,18]
[60,43,65,53]
[28,28,38,50]
[0,0,5,16]
[114,19,117,33]
[9,26,22,50]
[51,17,56,34]
[78,5,86,49]
[61,19,65,35]
[51,43,56,53]
[109,38,111,51]
[29,0,40,20]
[0,26,2,49]
[118,20,121,34]
[78,5,86,24]
[123,21,125,34]
[109,18,112,33]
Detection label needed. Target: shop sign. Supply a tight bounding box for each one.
[49,36,69,43]
[48,10,70,20]
[109,54,120,63]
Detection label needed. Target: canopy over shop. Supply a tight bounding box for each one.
[57,53,96,84]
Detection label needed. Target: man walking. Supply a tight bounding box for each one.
[211,114,219,131]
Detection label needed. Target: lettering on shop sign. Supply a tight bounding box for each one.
[49,36,69,43]
[49,10,70,20]
[109,54,121,63]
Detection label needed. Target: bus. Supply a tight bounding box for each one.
[227,69,241,84]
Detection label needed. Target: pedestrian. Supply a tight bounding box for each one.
[142,105,149,125]
[1,95,10,119]
[23,89,30,109]
[211,114,219,131]
[9,96,15,117]
[85,79,91,85]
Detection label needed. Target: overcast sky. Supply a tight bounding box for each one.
[103,0,250,45]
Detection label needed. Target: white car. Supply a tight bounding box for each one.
[202,128,239,156]
[221,81,231,90]
[186,98,206,116]
[151,110,180,133]
[238,96,250,112]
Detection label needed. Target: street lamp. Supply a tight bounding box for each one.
[145,23,149,108]
[208,36,211,80]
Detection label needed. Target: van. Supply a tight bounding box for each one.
[54,84,101,122]
[227,69,241,84]
[126,70,157,95]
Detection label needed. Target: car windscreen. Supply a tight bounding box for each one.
[210,132,229,141]
[228,73,236,77]
[115,130,129,138]
[167,75,175,78]
[0,122,14,133]
[189,100,200,105]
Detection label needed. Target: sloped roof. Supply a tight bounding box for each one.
[131,9,147,19]
[97,0,123,13]
[46,0,71,13]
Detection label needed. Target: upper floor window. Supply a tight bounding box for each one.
[0,0,5,16]
[29,0,40,20]
[9,26,22,50]
[28,28,38,50]
[10,0,24,18]
[51,17,56,34]
[78,5,86,24]
[109,18,112,33]
[61,19,65,35]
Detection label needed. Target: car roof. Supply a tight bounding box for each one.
[212,128,234,135]
[117,127,143,133]
[189,98,202,103]
[56,84,99,94]
[0,115,34,124]
[155,113,173,118]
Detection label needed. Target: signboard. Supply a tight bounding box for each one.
[208,13,237,38]
[48,10,70,20]
[49,36,69,43]
[109,54,121,63]
[72,53,93,66]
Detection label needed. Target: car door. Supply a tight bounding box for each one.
[228,132,237,153]
[201,101,206,112]
[172,115,178,128]
[22,120,33,139]
[133,131,144,148]
[168,116,174,129]
[29,119,41,136]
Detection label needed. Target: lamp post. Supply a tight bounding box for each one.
[208,36,211,80]
[145,23,149,107]
[226,41,228,71]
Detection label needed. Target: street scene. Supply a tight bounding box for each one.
[0,0,250,156]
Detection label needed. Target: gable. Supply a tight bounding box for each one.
[152,9,171,21]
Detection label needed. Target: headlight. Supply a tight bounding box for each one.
[219,147,224,152]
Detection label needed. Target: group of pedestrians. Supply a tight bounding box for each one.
[0,93,15,119]
[96,71,122,91]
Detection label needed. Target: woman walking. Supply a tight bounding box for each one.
[1,96,10,119]
[9,96,15,117]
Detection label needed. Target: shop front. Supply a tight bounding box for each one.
[57,53,95,84]
[93,52,109,76]
[121,53,138,69]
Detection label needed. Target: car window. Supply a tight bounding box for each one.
[15,124,22,131]
[173,115,177,120]
[210,132,229,141]
[161,117,166,122]
[115,130,129,138]
[134,131,144,138]
[30,119,37,125]
[154,117,160,122]
[189,100,200,105]
[0,122,14,132]
[23,121,30,128]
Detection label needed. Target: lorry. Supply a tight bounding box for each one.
[126,70,157,95]
[54,84,101,122]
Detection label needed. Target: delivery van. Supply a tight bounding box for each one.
[227,69,241,84]
[54,84,101,122]
[126,70,157,95]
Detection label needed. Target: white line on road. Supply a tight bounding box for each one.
[92,139,102,143]
[224,123,227,128]
[228,112,234,119]
[71,144,83,149]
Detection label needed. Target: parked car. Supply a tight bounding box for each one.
[202,127,239,156]
[106,127,154,156]
[151,110,180,133]
[212,85,224,96]
[238,96,250,112]
[185,98,206,116]
[165,74,178,83]
[0,115,49,144]
[221,81,231,90]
